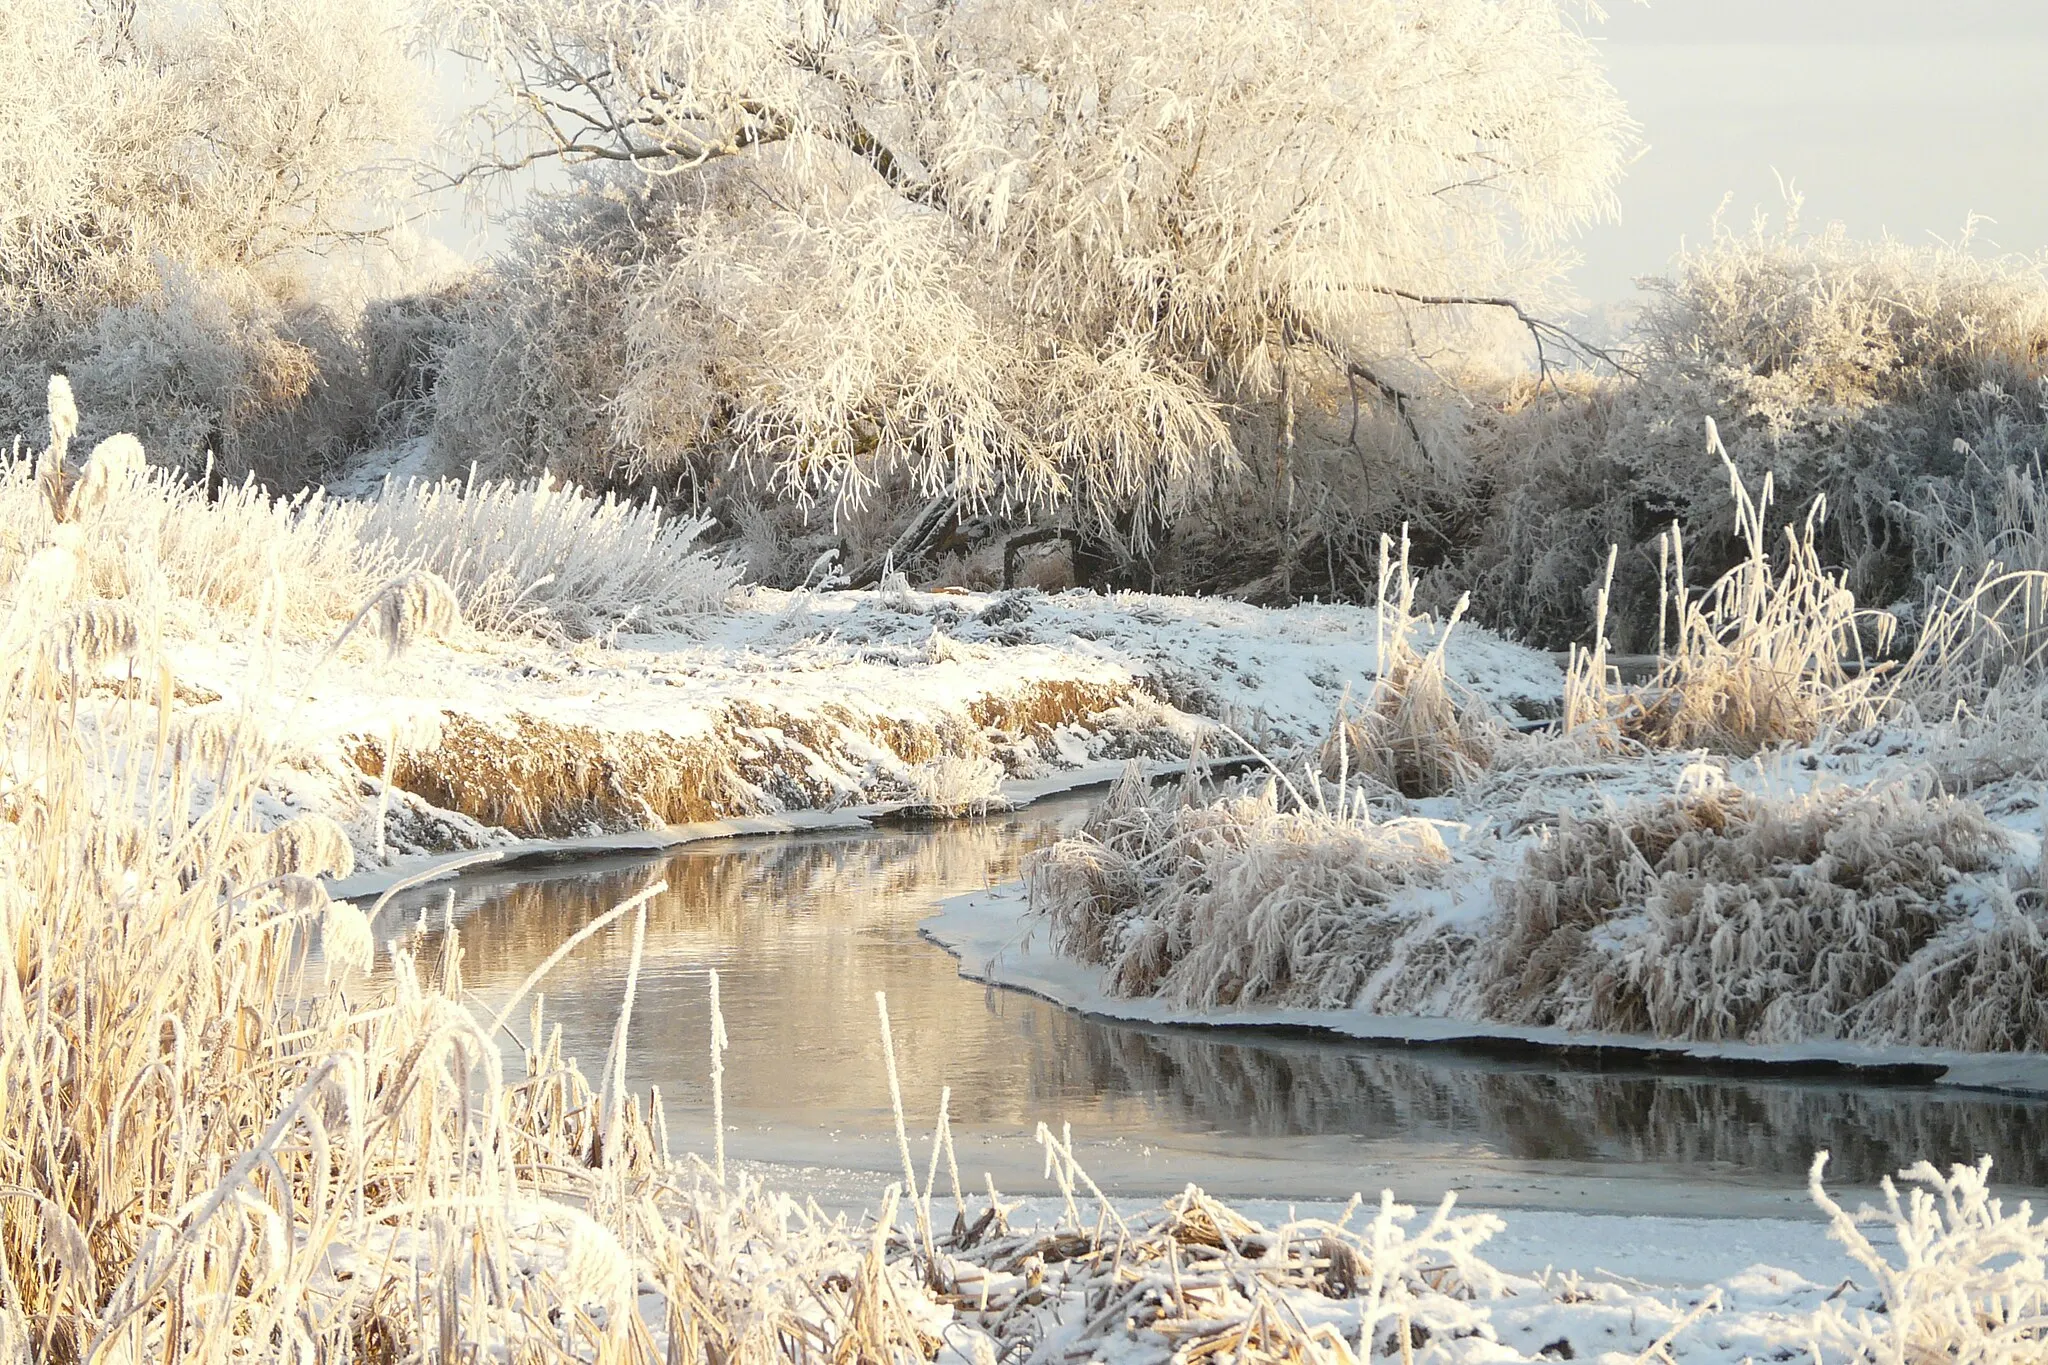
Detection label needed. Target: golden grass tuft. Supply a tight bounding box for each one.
[965,679,1135,737]
[1484,782,2016,1044]
[1320,529,1497,799]
[1567,421,1894,755]
[352,712,750,835]
[1031,767,1453,1008]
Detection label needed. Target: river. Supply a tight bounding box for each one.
[372,793,2048,1219]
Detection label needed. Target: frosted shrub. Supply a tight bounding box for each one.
[1,429,379,638]
[3,387,742,651]
[905,754,1008,817]
[1463,221,2048,649]
[358,475,742,640]
[1799,1153,2048,1365]
[1030,742,2037,1049]
[0,0,426,484]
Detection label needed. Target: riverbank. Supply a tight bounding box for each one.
[181,581,1564,871]
[9,435,2047,1361]
[925,883,2048,1096]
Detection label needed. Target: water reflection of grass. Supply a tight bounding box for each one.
[1071,1025,2048,1187]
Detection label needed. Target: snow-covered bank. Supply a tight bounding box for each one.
[1009,492,2048,1064]
[202,582,1562,871]
[924,884,2048,1095]
[326,756,1185,899]
[0,434,1558,878]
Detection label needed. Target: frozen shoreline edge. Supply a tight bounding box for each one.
[920,884,2048,1098]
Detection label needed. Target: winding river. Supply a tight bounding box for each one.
[374,793,2048,1218]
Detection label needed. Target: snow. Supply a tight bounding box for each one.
[905,1156,2045,1365]
[194,581,1563,872]
[921,885,2048,1096]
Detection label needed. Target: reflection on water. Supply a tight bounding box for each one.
[379,797,2048,1205]
[1075,1027,2048,1186]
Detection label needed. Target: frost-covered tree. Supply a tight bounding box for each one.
[429,0,1633,567]
[0,0,425,480]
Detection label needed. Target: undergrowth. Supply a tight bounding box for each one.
[1462,220,2048,651]
[1031,428,2048,1052]
[1031,766,1456,1009]
[1564,421,1895,753]
[1,380,740,650]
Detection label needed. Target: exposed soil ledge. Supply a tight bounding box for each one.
[323,756,1214,901]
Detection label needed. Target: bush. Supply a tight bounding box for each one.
[1461,220,2048,649]
[0,0,426,485]
[1482,783,2014,1044]
[358,475,741,640]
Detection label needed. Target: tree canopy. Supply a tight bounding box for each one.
[431,0,1636,545]
[0,0,423,476]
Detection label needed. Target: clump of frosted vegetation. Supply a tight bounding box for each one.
[359,475,742,639]
[0,388,739,649]
[1803,1153,2048,1364]
[425,0,1633,555]
[1035,764,2047,1049]
[1463,214,2048,649]
[1031,766,1456,1009]
[1560,427,1899,754]
[1319,530,1500,798]
[0,0,428,484]
[904,754,1008,818]
[1484,782,2027,1048]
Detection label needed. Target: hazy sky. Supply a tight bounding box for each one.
[1574,0,2048,302]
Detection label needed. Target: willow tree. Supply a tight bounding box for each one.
[0,0,424,480]
[429,0,1633,570]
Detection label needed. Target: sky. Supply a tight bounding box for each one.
[1572,0,2048,303]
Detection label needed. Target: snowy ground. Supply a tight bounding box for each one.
[194,582,1563,872]
[894,1166,2028,1365]
[1019,1194,1869,1360]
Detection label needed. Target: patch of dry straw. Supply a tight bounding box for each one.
[1030,765,1453,1009]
